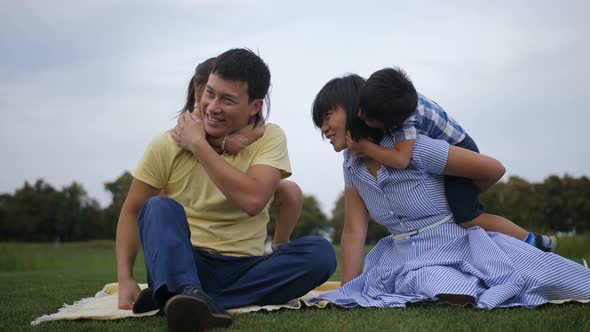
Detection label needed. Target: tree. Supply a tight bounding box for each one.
[481,176,544,231]
[330,191,388,244]
[0,193,16,240]
[103,171,134,238]
[55,182,104,241]
[7,179,61,241]
[267,194,331,240]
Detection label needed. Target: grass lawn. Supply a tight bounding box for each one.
[1,236,590,331]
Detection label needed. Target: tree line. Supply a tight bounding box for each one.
[0,172,331,242]
[330,175,590,244]
[0,173,588,242]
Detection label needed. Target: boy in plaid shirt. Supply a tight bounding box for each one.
[349,67,555,252]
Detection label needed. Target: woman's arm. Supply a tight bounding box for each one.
[444,145,505,192]
[412,135,505,192]
[341,186,370,285]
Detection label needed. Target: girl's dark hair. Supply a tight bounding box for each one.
[312,74,383,142]
[180,57,217,114]
[358,67,418,130]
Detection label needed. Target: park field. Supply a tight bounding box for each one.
[1,236,590,331]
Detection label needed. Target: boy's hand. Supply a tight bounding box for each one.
[346,132,367,157]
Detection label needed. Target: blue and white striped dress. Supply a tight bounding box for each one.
[318,135,590,309]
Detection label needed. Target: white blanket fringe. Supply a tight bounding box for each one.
[31,279,590,326]
[31,282,335,326]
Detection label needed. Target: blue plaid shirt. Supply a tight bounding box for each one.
[390,93,466,145]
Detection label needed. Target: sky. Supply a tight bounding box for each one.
[1,0,589,216]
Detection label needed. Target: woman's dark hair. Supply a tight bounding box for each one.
[211,48,271,127]
[358,67,418,130]
[312,74,383,142]
[180,57,217,114]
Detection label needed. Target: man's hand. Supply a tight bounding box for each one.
[346,132,367,158]
[171,112,207,154]
[118,278,141,310]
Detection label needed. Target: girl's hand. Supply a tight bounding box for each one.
[224,123,265,155]
[224,134,250,154]
[171,112,206,154]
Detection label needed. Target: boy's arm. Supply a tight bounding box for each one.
[364,139,415,169]
[347,136,415,169]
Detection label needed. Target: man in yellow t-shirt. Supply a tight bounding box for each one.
[115,48,336,331]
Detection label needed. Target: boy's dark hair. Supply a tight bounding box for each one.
[358,67,418,130]
[212,48,271,126]
[180,57,217,114]
[312,74,383,142]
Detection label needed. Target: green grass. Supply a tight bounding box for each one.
[1,237,589,331]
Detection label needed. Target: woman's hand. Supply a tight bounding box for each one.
[171,112,207,154]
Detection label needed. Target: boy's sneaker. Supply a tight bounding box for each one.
[547,235,558,253]
[535,234,558,253]
[132,287,159,314]
[164,285,233,332]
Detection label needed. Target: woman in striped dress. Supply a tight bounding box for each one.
[311,74,590,308]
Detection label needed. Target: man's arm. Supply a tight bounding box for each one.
[341,186,369,285]
[195,144,281,216]
[172,113,283,216]
[116,178,160,309]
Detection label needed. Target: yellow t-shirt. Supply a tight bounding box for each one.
[133,123,292,257]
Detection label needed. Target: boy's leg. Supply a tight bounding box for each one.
[449,135,556,252]
[461,213,528,239]
[446,133,485,224]
[270,180,303,249]
[202,236,336,309]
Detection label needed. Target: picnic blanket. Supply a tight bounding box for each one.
[31,276,590,326]
[31,281,339,326]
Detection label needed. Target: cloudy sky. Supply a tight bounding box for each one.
[1,0,588,215]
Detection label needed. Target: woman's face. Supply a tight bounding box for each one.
[321,105,348,152]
